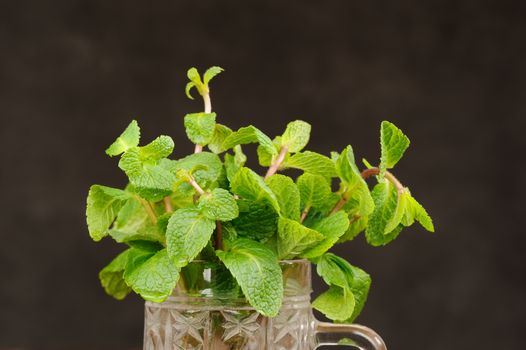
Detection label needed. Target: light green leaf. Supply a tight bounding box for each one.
[316,253,354,289]
[231,167,280,212]
[216,238,283,317]
[281,120,311,153]
[184,112,217,146]
[124,248,179,302]
[266,174,301,221]
[313,285,355,321]
[277,217,324,259]
[384,189,410,234]
[166,207,216,267]
[208,124,232,153]
[222,126,277,156]
[402,193,435,232]
[174,152,223,189]
[297,173,332,211]
[301,211,350,259]
[199,188,239,221]
[365,182,402,246]
[119,148,175,201]
[232,200,279,241]
[187,67,203,89]
[86,185,130,241]
[335,146,362,188]
[203,66,224,85]
[339,215,368,242]
[285,151,336,179]
[362,158,374,169]
[185,82,196,99]
[342,184,375,218]
[140,135,174,160]
[380,121,410,177]
[344,264,371,323]
[99,249,132,300]
[109,199,164,243]
[105,120,140,157]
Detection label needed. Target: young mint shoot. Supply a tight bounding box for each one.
[86,66,435,321]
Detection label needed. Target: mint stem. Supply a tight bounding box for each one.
[163,197,173,213]
[193,93,212,153]
[264,146,288,179]
[188,178,205,195]
[330,167,404,214]
[300,205,311,223]
[135,195,158,224]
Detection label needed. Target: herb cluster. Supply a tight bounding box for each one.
[86,67,434,322]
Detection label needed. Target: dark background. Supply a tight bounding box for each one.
[1,1,525,349]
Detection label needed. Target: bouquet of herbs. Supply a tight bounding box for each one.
[86,67,434,322]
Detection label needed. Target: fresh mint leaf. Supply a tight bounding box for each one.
[140,135,174,160]
[105,120,140,157]
[166,207,216,267]
[335,146,362,188]
[379,121,410,177]
[99,249,132,300]
[365,182,402,246]
[362,158,374,169]
[124,248,179,302]
[86,185,130,241]
[284,151,336,179]
[316,253,354,289]
[109,199,164,244]
[232,200,279,241]
[208,124,232,153]
[313,285,355,321]
[266,174,301,221]
[339,216,368,242]
[277,217,324,259]
[344,264,371,323]
[301,211,350,259]
[384,190,410,234]
[231,167,280,212]
[216,238,283,317]
[185,82,196,100]
[297,173,332,211]
[184,112,217,146]
[402,193,435,232]
[174,152,223,189]
[203,66,224,85]
[199,188,239,221]
[222,126,277,157]
[281,120,311,153]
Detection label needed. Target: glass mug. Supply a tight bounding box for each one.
[143,259,387,350]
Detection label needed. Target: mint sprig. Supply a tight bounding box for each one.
[86,66,435,322]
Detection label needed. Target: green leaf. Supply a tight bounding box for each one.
[301,211,350,259]
[281,120,311,153]
[203,66,224,85]
[365,182,402,246]
[185,82,196,100]
[109,198,164,243]
[124,248,179,302]
[140,135,174,160]
[384,190,410,234]
[184,112,217,146]
[344,264,371,323]
[99,249,132,300]
[339,216,368,242]
[313,285,355,321]
[316,253,354,289]
[362,158,374,169]
[402,193,435,232]
[232,200,279,241]
[105,120,140,157]
[208,124,232,153]
[297,173,332,211]
[174,152,223,189]
[379,121,410,177]
[166,207,216,267]
[266,174,301,221]
[216,238,283,317]
[198,188,239,221]
[119,148,176,201]
[231,167,280,213]
[86,185,130,241]
[222,126,277,157]
[285,151,336,179]
[335,146,362,188]
[277,217,324,259]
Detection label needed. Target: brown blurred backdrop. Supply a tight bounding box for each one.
[0,1,525,349]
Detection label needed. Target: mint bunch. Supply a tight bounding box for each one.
[86,67,434,321]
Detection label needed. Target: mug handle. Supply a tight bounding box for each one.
[315,321,387,350]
